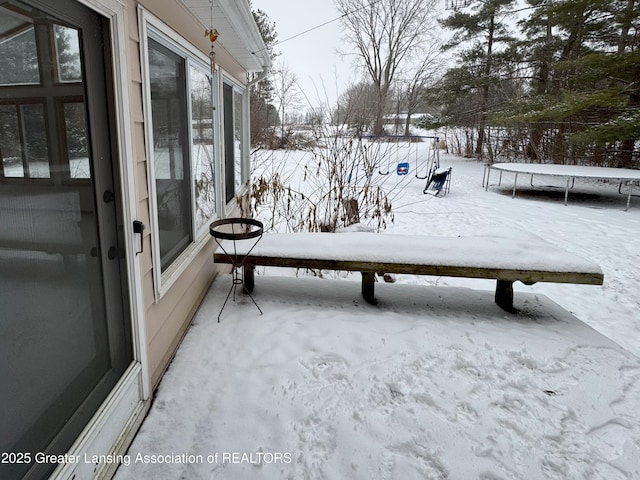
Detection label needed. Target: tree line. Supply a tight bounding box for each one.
[434,0,639,167]
[250,0,639,168]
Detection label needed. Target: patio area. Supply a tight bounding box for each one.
[114,154,640,479]
[113,274,640,479]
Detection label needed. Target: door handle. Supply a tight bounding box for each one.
[103,190,115,203]
[133,220,145,255]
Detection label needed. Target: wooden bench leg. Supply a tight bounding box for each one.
[243,264,255,294]
[361,272,376,304]
[495,280,515,312]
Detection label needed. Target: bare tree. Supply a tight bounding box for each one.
[399,43,443,135]
[333,81,378,133]
[336,0,440,135]
[272,61,303,145]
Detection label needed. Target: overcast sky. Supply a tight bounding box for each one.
[249,1,531,114]
[250,0,356,107]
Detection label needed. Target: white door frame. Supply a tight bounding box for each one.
[49,0,150,478]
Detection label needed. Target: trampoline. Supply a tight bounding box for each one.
[483,163,640,211]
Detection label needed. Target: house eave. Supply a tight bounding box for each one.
[181,0,271,74]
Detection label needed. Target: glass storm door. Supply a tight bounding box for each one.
[0,1,132,479]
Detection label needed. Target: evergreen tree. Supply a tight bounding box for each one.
[0,24,39,85]
[501,0,640,166]
[438,0,518,158]
[249,5,279,147]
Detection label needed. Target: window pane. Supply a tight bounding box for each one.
[0,16,39,85]
[148,39,192,271]
[223,83,234,204]
[190,67,215,231]
[21,104,50,178]
[234,90,243,192]
[64,103,90,178]
[0,105,23,177]
[54,25,82,83]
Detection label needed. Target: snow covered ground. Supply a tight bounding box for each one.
[115,150,640,480]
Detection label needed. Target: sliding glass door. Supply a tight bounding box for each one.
[0,1,132,478]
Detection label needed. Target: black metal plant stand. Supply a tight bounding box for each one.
[210,218,264,322]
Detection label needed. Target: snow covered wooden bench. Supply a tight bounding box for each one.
[213,230,603,312]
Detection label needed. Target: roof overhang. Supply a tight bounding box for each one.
[181,0,271,73]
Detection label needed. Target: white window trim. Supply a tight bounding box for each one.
[221,73,250,213]
[139,8,219,301]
